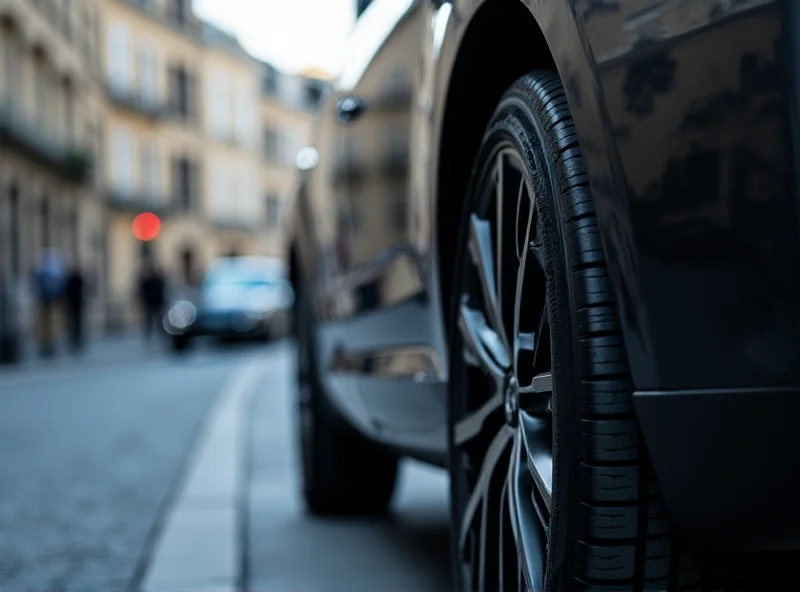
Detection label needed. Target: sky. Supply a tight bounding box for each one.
[194,0,356,76]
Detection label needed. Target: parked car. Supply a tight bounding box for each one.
[287,1,799,590]
[164,257,292,351]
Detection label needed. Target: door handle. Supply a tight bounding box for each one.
[335,96,368,123]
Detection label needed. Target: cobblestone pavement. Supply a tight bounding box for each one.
[0,340,265,592]
[0,339,455,592]
[246,344,454,592]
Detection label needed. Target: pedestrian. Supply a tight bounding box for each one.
[63,262,87,353]
[137,259,166,342]
[33,249,65,357]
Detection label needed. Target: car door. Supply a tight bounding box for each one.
[333,0,447,458]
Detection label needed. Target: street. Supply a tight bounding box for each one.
[0,338,453,592]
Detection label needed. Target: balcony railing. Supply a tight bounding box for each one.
[108,188,172,216]
[122,0,203,38]
[0,102,93,184]
[107,85,165,120]
[212,216,260,232]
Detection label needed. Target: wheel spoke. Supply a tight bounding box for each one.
[508,431,546,591]
[459,426,513,554]
[469,214,509,349]
[519,410,553,517]
[519,371,552,395]
[458,302,509,377]
[478,495,489,590]
[455,389,503,446]
[518,331,535,352]
[512,182,535,383]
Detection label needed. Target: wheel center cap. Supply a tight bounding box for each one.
[505,376,519,427]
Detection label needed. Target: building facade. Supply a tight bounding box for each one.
[259,62,328,257]
[0,0,104,334]
[200,22,262,259]
[0,0,328,340]
[97,0,266,328]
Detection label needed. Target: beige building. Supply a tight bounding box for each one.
[97,0,264,327]
[200,22,262,258]
[0,0,105,332]
[259,62,327,257]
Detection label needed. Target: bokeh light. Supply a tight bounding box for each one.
[132,212,162,242]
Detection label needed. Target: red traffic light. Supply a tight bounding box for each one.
[132,212,161,241]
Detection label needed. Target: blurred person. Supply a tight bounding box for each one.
[33,249,66,357]
[63,262,87,353]
[137,258,167,342]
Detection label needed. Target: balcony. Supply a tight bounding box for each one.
[121,0,203,38]
[108,188,172,216]
[0,103,93,184]
[107,85,165,120]
[212,216,260,233]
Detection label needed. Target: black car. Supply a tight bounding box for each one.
[287,1,800,590]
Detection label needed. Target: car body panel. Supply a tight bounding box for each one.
[291,0,800,443]
[289,0,800,544]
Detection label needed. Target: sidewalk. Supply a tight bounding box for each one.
[135,343,453,592]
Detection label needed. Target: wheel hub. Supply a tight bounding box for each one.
[505,376,519,427]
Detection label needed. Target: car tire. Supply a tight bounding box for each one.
[447,71,704,591]
[295,284,398,515]
[171,334,190,353]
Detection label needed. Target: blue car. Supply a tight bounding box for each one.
[164,257,293,350]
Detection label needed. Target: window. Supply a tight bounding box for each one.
[239,172,258,220]
[108,20,131,91]
[168,0,188,25]
[63,0,73,39]
[140,142,159,201]
[138,37,159,107]
[33,55,47,127]
[169,65,192,120]
[264,127,280,164]
[390,192,407,232]
[4,33,21,110]
[284,130,303,167]
[172,157,194,210]
[209,69,230,137]
[63,82,74,142]
[263,65,279,96]
[112,128,135,193]
[265,194,281,229]
[211,162,229,219]
[234,81,254,146]
[40,197,50,249]
[305,80,324,109]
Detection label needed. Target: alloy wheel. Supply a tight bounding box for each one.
[451,146,554,591]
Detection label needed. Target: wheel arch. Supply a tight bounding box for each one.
[435,0,557,337]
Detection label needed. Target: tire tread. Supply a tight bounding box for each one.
[509,70,692,590]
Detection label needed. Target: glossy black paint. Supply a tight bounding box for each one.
[287,0,800,543]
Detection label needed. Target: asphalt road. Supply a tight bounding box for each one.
[0,338,453,592]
